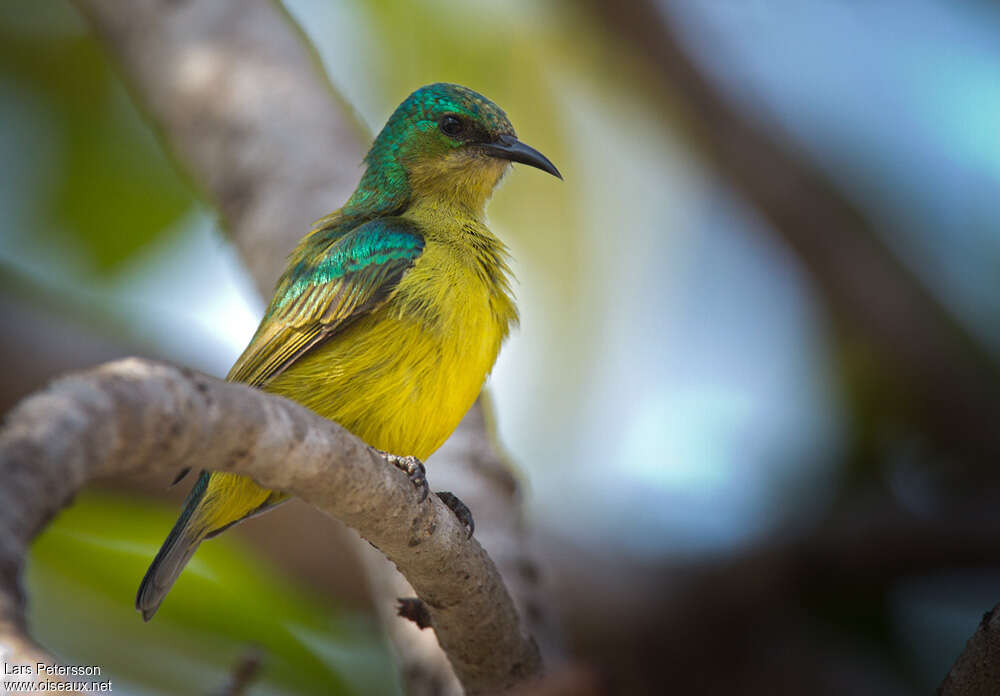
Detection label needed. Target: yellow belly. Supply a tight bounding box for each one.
[264,242,511,460]
[195,226,516,535]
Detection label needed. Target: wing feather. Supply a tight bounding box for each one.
[227,217,424,387]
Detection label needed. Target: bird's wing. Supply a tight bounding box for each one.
[227,217,425,388]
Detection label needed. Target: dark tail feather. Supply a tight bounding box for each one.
[136,472,210,621]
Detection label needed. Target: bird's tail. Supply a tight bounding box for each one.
[136,472,213,622]
[136,470,283,621]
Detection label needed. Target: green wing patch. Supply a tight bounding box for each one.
[227,218,424,387]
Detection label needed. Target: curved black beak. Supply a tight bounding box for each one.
[481,134,562,179]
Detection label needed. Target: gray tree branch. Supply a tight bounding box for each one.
[0,359,541,694]
[72,0,366,297]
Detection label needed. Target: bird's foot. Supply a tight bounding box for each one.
[397,597,432,629]
[382,452,429,502]
[436,491,474,538]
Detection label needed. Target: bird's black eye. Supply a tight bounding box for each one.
[439,115,464,138]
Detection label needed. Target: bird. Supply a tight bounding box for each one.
[136,82,561,621]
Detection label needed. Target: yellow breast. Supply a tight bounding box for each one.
[265,212,517,460]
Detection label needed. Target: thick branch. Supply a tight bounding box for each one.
[0,359,540,694]
[939,605,1000,696]
[359,398,547,696]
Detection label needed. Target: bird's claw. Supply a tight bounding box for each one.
[436,491,474,538]
[383,453,429,502]
[397,597,432,629]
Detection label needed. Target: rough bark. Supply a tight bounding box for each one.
[939,606,1000,696]
[360,398,546,696]
[0,359,541,695]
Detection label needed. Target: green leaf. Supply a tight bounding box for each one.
[25,490,402,696]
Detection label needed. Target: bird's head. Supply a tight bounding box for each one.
[350,83,560,215]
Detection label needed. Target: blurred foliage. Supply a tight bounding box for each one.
[27,491,401,696]
[0,1,193,275]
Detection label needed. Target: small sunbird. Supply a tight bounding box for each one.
[136,83,561,620]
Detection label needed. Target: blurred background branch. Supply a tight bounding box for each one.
[535,492,1000,695]
[568,0,1000,691]
[586,0,1000,467]
[71,0,365,297]
[213,649,264,696]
